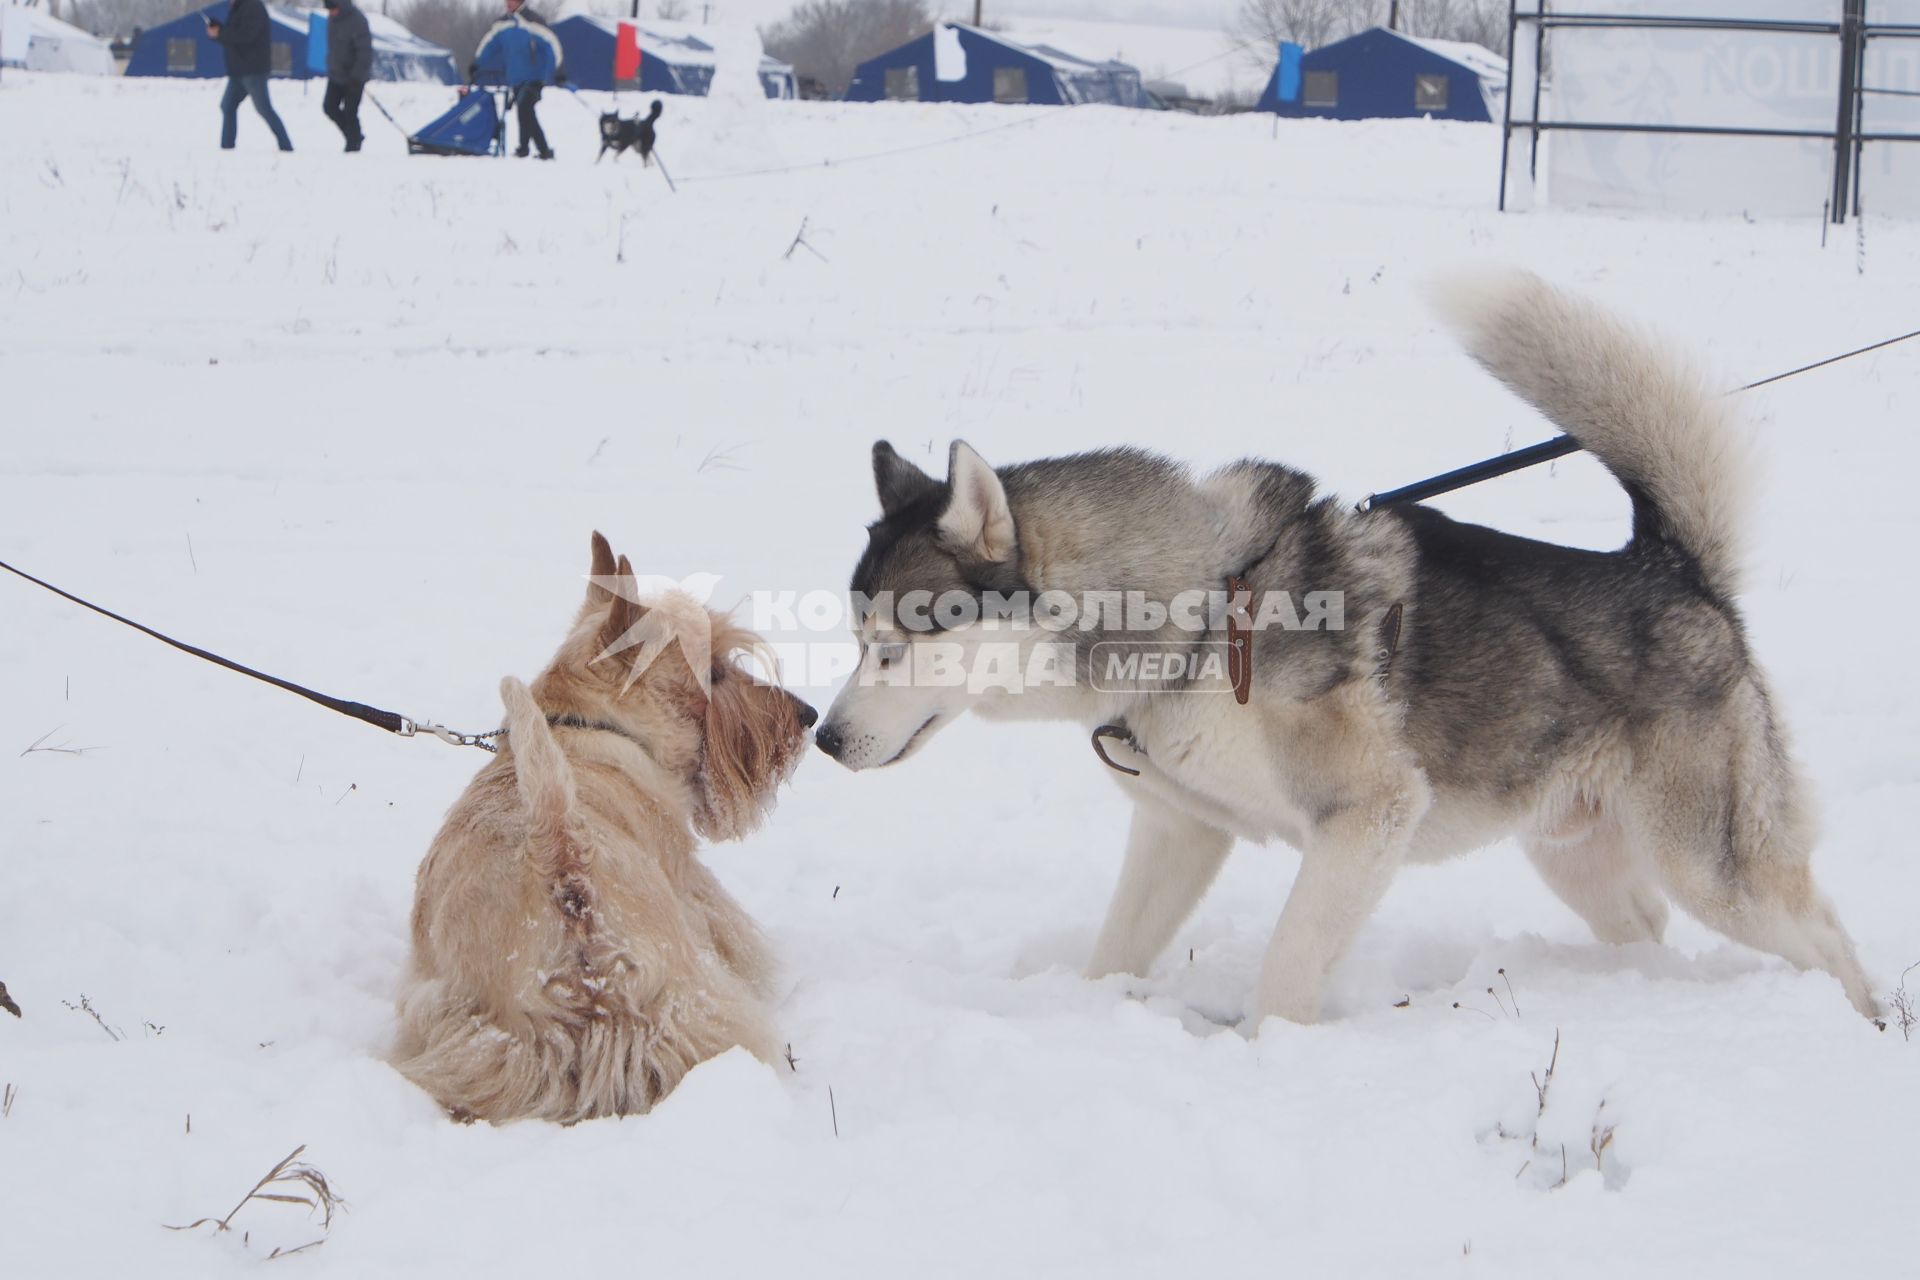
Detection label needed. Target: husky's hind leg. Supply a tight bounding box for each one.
[1086,798,1233,980]
[1623,700,1878,1017]
[1523,810,1669,945]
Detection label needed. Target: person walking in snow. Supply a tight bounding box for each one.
[470,0,565,161]
[205,0,293,152]
[321,0,373,152]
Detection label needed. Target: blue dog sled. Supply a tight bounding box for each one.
[403,86,508,157]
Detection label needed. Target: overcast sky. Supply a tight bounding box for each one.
[659,1,1243,34]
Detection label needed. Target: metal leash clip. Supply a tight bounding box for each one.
[399,717,504,752]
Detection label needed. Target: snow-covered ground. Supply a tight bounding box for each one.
[2,71,1916,1277]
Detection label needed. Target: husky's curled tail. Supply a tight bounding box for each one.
[1436,270,1750,598]
[1428,271,1881,1019]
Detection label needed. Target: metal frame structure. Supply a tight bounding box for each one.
[1499,1,1920,222]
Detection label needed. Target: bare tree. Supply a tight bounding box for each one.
[761,0,934,98]
[1230,0,1506,72]
[581,1,689,18]
[396,0,499,71]
[1232,0,1381,59]
[1401,0,1509,54]
[63,0,200,38]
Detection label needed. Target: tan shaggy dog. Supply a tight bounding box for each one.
[393,532,815,1123]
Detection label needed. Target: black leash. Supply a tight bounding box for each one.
[652,148,678,194]
[0,557,501,752]
[1359,324,1920,511]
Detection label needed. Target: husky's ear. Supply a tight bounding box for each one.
[597,553,645,660]
[873,440,938,517]
[938,440,1016,563]
[587,530,617,605]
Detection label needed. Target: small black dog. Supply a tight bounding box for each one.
[597,99,664,165]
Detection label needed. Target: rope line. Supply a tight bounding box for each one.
[1362,322,1920,509]
[673,109,1065,184]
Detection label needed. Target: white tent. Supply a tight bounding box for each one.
[1,2,113,75]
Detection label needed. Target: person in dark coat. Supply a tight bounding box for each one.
[205,0,293,151]
[321,0,374,151]
[471,0,566,160]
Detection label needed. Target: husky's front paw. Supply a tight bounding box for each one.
[1083,952,1149,983]
[1250,980,1322,1028]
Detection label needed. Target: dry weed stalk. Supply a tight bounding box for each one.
[1502,1028,1577,1186]
[784,217,828,263]
[1590,1100,1617,1167]
[166,1144,344,1256]
[1498,967,1521,1017]
[21,728,100,757]
[1458,968,1523,1021]
[1529,1028,1562,1144]
[61,994,122,1041]
[1507,1035,1626,1191]
[1889,962,1919,1042]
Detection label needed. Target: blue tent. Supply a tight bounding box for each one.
[1258,27,1505,123]
[126,4,456,83]
[550,16,795,97]
[845,23,1147,107]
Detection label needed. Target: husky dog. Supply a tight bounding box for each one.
[597,99,663,164]
[815,271,1879,1025]
[394,532,815,1122]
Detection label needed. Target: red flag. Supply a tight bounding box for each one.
[614,22,642,83]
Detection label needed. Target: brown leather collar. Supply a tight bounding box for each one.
[1091,723,1142,776]
[1225,573,1253,706]
[1376,602,1404,677]
[1092,574,1250,777]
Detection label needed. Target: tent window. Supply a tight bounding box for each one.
[1303,70,1337,107]
[271,41,292,76]
[993,66,1027,103]
[885,65,919,100]
[1415,73,1449,111]
[166,38,196,72]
